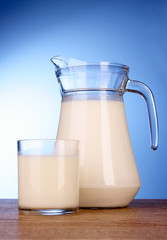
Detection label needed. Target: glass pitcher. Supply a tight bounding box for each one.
[51,56,158,208]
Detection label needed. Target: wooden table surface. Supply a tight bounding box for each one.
[0,199,166,239]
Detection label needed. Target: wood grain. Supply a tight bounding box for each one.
[0,199,166,239]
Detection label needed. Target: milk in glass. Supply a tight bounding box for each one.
[18,155,79,209]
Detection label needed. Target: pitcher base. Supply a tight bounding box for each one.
[79,185,140,208]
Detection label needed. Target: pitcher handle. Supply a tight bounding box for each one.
[125,79,158,150]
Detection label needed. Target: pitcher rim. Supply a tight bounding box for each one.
[51,57,129,73]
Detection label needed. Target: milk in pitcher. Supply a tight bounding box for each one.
[57,94,141,207]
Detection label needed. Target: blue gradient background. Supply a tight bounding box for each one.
[0,0,166,198]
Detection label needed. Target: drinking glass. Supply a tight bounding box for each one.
[18,139,79,215]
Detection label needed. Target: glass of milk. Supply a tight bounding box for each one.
[18,139,79,215]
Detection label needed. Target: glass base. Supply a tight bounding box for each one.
[19,207,78,215]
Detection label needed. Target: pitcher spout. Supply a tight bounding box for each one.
[51,56,69,70]
[51,56,85,71]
